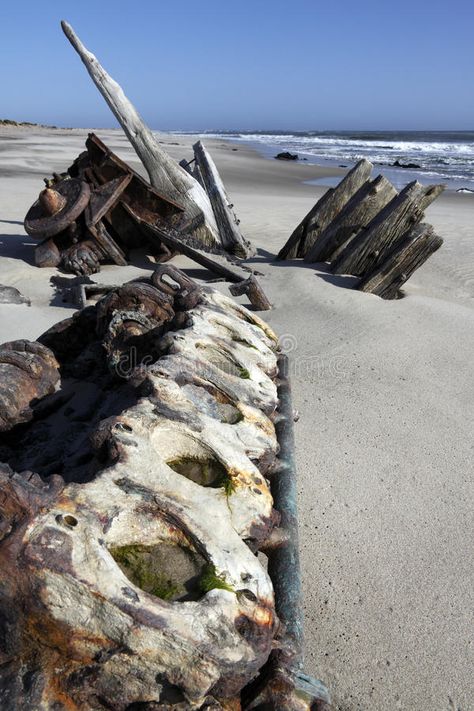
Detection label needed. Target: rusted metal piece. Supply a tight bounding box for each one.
[0,268,282,708]
[87,220,128,266]
[0,340,60,431]
[24,177,91,238]
[24,133,187,276]
[80,132,185,230]
[96,281,175,371]
[229,276,272,311]
[61,239,101,276]
[151,264,203,310]
[39,187,67,215]
[85,173,132,228]
[70,282,115,309]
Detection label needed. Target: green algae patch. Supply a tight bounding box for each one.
[111,543,207,602]
[199,564,235,594]
[167,455,227,487]
[238,367,251,379]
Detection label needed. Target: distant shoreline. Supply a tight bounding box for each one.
[0,119,61,129]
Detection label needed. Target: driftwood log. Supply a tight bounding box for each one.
[61,21,221,249]
[0,266,327,709]
[332,181,444,277]
[358,223,443,299]
[304,175,398,263]
[277,158,373,260]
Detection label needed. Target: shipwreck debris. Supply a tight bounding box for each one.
[24,133,185,275]
[277,159,444,299]
[0,284,31,306]
[24,132,271,309]
[193,139,254,258]
[229,276,273,311]
[0,340,59,431]
[0,265,327,709]
[278,159,373,260]
[61,20,254,259]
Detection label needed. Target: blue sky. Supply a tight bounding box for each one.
[1,0,473,130]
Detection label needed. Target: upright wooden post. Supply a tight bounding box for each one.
[332,182,444,277]
[304,175,398,263]
[358,223,443,299]
[276,159,373,260]
[193,140,255,258]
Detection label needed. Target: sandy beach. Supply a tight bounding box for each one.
[0,127,472,711]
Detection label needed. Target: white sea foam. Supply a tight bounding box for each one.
[202,130,474,189]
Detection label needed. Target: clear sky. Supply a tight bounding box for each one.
[1,0,473,131]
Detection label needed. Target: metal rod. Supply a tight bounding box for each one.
[269,353,305,670]
[246,353,330,710]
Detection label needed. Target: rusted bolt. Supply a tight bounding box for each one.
[39,188,67,216]
[24,178,91,239]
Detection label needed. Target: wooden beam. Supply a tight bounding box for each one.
[122,203,249,283]
[331,182,444,277]
[358,223,443,299]
[61,20,220,249]
[193,140,254,258]
[304,175,398,263]
[276,159,373,260]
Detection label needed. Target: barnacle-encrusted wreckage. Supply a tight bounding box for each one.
[0,267,329,710]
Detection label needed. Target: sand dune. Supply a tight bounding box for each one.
[0,127,472,711]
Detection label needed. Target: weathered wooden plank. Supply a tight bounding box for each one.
[193,140,254,258]
[276,159,373,260]
[179,158,194,175]
[122,203,249,283]
[358,223,443,299]
[229,276,272,311]
[61,21,220,248]
[304,175,398,263]
[332,182,444,276]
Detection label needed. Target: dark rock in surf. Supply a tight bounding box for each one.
[275,152,299,161]
[392,159,421,169]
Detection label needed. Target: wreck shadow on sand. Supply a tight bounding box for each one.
[247,248,360,291]
[0,232,37,266]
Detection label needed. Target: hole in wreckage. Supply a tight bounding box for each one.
[151,428,236,493]
[110,542,208,602]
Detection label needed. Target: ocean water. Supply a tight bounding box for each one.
[199,130,474,191]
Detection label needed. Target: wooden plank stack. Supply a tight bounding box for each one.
[277,159,444,299]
